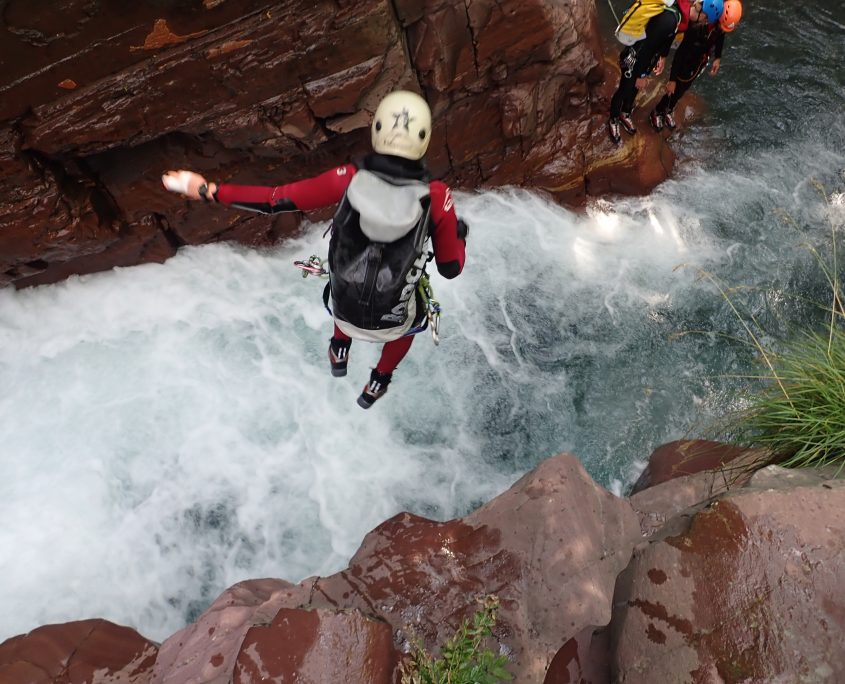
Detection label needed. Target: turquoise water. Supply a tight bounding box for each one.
[0,0,843,643]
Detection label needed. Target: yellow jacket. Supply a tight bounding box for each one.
[616,0,676,45]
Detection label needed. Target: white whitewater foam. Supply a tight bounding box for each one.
[1,139,842,641]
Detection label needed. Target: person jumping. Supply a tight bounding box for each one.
[162,90,467,409]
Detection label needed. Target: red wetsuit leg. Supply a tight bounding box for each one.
[376,336,414,375]
[333,324,351,342]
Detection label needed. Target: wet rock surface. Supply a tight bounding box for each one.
[0,618,157,683]
[153,580,398,684]
[2,444,844,682]
[611,476,845,683]
[299,453,642,682]
[1,0,671,289]
[630,438,760,494]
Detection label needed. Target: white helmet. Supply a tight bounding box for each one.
[371,90,432,160]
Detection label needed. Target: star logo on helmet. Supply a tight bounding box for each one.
[392,108,415,131]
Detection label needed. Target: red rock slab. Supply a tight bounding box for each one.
[631,439,764,494]
[233,608,397,683]
[0,619,158,684]
[0,1,280,122]
[300,453,642,682]
[543,624,610,684]
[610,481,845,683]
[151,578,294,684]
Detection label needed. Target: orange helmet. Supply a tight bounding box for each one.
[720,0,743,32]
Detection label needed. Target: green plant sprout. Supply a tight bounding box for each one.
[400,595,513,684]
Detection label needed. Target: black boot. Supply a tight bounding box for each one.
[328,337,351,377]
[357,369,392,409]
[608,117,622,144]
[649,109,664,132]
[618,112,637,135]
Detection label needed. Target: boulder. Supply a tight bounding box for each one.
[149,578,398,684]
[0,619,157,684]
[151,578,293,683]
[148,452,642,683]
[610,470,845,683]
[630,439,764,494]
[233,608,397,683]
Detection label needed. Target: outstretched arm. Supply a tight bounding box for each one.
[162,165,357,213]
[429,182,466,279]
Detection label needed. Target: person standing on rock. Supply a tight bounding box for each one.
[649,0,742,132]
[607,0,723,144]
[161,90,467,409]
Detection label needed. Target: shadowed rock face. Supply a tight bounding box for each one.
[0,0,671,289]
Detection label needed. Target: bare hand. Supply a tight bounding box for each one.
[162,170,208,200]
[666,81,677,95]
[710,59,721,76]
[653,57,665,77]
[636,77,649,90]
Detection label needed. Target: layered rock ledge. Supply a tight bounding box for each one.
[1,0,673,289]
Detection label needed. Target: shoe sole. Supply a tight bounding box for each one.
[331,367,347,377]
[619,116,636,135]
[357,395,374,409]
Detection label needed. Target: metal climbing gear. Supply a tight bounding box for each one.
[293,255,329,278]
[620,46,637,78]
[417,272,442,345]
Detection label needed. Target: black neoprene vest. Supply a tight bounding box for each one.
[328,154,432,331]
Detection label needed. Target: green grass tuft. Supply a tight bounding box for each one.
[712,179,845,473]
[729,328,845,472]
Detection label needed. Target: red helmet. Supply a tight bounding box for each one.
[720,0,743,32]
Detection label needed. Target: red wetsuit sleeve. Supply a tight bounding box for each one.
[429,181,465,279]
[676,0,691,34]
[215,164,357,214]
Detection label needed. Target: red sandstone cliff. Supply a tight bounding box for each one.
[0,0,672,289]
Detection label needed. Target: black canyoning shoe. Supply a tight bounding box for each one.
[663,111,677,130]
[608,118,622,144]
[649,109,664,132]
[618,112,637,135]
[357,369,392,409]
[328,337,351,377]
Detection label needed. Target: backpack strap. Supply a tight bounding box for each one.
[322,281,332,316]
